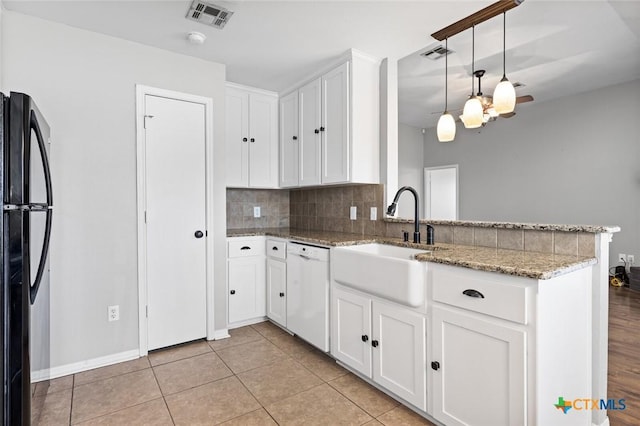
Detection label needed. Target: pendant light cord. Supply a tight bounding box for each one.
[471,25,475,96]
[502,12,506,78]
[444,38,448,111]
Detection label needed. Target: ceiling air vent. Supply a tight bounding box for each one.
[420,45,453,60]
[186,0,234,29]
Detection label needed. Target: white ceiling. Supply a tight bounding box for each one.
[4,1,640,129]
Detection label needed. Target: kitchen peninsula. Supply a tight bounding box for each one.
[227,216,619,426]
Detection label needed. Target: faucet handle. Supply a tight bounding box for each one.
[426,225,434,245]
[403,231,409,242]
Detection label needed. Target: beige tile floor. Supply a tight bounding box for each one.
[32,321,436,425]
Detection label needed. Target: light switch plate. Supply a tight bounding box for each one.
[253,206,261,218]
[350,206,357,220]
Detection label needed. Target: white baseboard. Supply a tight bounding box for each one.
[227,316,267,330]
[31,349,140,382]
[210,328,230,340]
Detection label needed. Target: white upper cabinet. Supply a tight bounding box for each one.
[279,49,380,187]
[279,91,299,188]
[226,84,278,188]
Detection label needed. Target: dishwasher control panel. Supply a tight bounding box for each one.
[287,242,329,261]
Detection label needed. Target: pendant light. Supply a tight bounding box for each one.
[461,25,483,129]
[437,38,456,142]
[493,11,516,114]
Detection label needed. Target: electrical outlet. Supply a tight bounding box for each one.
[350,206,357,220]
[253,206,261,218]
[619,253,627,263]
[628,255,635,265]
[108,305,119,322]
[370,207,377,221]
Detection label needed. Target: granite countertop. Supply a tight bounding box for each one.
[384,218,620,234]
[227,228,597,280]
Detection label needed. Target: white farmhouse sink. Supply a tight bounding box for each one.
[332,243,427,307]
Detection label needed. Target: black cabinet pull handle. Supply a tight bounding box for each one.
[314,129,320,134]
[240,246,251,250]
[242,137,248,142]
[361,335,369,342]
[279,292,285,297]
[250,138,255,143]
[320,126,325,132]
[431,361,440,371]
[292,136,298,140]
[230,290,236,295]
[462,289,485,298]
[272,246,278,251]
[194,230,204,238]
[371,340,379,348]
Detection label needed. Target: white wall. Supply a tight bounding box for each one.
[397,123,424,219]
[1,11,228,370]
[422,79,640,266]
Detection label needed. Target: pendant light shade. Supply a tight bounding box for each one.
[493,12,516,114]
[437,37,456,142]
[462,97,484,128]
[437,113,456,142]
[460,25,483,129]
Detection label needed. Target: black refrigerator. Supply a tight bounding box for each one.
[1,92,53,425]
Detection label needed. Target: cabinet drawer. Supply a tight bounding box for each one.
[228,239,265,258]
[266,239,286,260]
[432,266,530,325]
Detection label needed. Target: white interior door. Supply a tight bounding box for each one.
[144,94,207,351]
[424,165,458,220]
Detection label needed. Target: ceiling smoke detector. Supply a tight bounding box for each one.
[186,0,234,29]
[420,45,453,60]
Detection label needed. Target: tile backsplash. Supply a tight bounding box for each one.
[226,185,596,257]
[290,184,386,235]
[226,189,290,229]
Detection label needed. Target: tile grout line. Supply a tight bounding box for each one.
[149,359,177,425]
[68,374,75,425]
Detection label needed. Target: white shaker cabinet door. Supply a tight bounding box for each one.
[432,306,526,426]
[321,61,349,184]
[279,91,299,187]
[225,88,249,187]
[298,78,322,186]
[266,258,287,327]
[331,286,372,377]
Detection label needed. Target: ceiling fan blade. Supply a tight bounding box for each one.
[500,112,516,118]
[515,95,534,104]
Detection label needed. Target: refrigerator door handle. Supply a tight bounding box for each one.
[28,109,53,304]
[29,209,52,304]
[30,109,53,206]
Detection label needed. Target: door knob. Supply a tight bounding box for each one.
[194,230,204,238]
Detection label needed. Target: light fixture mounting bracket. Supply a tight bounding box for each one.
[431,0,523,41]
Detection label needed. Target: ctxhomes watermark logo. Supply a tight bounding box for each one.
[554,396,626,414]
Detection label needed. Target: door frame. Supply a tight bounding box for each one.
[423,164,459,220]
[135,85,215,356]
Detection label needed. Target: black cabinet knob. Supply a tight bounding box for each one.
[242,137,248,142]
[320,126,325,132]
[279,292,285,297]
[431,361,440,371]
[194,230,204,238]
[371,340,379,348]
[292,136,298,140]
[314,129,320,134]
[462,289,485,298]
[230,290,236,295]
[361,335,369,342]
[250,138,255,143]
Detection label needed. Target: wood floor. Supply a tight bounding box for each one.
[607,286,640,425]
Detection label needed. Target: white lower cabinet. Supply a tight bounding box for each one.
[431,306,526,426]
[331,285,426,410]
[266,258,287,327]
[227,237,266,325]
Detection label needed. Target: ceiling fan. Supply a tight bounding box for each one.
[458,70,534,124]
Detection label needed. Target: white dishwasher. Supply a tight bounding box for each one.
[286,242,330,352]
